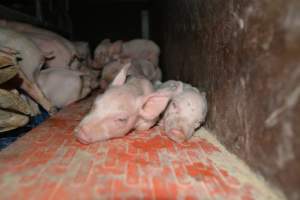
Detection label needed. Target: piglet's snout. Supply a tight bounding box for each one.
[74,126,92,144]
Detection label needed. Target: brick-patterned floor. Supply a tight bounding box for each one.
[0,93,284,200]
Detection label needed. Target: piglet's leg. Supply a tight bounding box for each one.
[79,75,92,99]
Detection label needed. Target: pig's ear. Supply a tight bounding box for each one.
[138,91,172,120]
[173,81,183,95]
[110,63,131,86]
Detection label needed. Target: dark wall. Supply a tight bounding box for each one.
[70,2,148,52]
[156,0,300,199]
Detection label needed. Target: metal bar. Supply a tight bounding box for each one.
[0,5,40,25]
[0,4,69,37]
[35,0,43,22]
[141,9,149,39]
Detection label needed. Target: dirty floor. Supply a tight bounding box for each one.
[0,93,285,200]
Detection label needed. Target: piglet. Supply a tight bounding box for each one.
[122,39,160,66]
[156,80,208,143]
[25,32,76,70]
[131,59,162,83]
[100,58,161,90]
[37,68,92,108]
[74,63,173,144]
[93,39,122,69]
[0,27,54,112]
[93,39,160,69]
[0,19,80,70]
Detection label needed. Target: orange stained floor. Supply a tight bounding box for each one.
[0,93,284,200]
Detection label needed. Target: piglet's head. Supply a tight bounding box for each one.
[74,64,172,144]
[162,91,207,143]
[93,39,123,69]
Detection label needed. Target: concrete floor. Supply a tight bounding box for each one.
[0,93,285,200]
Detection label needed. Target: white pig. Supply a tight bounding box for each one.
[24,32,75,69]
[156,80,208,143]
[74,63,174,144]
[0,19,80,70]
[37,68,92,108]
[0,27,54,112]
[122,39,160,66]
[93,39,160,69]
[93,39,122,69]
[100,58,161,89]
[131,59,162,82]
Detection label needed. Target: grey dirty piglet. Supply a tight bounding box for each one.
[74,63,173,144]
[155,80,208,143]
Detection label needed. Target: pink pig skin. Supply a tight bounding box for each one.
[37,68,92,108]
[93,39,160,69]
[156,81,208,143]
[122,39,160,66]
[0,27,55,112]
[0,19,80,69]
[93,39,122,69]
[74,63,173,144]
[100,58,161,90]
[24,32,75,69]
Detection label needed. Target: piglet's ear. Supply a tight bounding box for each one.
[110,63,131,86]
[172,81,183,95]
[139,91,172,121]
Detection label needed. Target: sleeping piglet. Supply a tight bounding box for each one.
[93,39,160,69]
[155,80,208,143]
[100,58,161,90]
[37,68,92,108]
[74,63,174,144]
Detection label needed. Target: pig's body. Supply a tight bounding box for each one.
[0,19,80,70]
[122,39,160,66]
[93,39,160,69]
[100,59,161,89]
[75,64,173,144]
[37,68,92,108]
[93,39,121,68]
[25,32,74,69]
[0,27,55,112]
[0,27,43,81]
[156,81,208,143]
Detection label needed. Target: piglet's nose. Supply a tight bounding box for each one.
[74,126,91,144]
[167,129,186,143]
